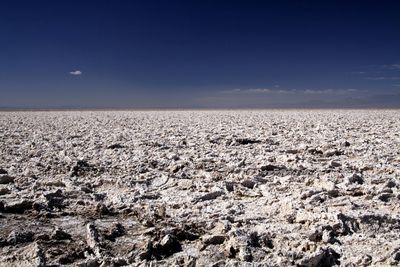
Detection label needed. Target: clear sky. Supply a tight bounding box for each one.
[1,0,399,108]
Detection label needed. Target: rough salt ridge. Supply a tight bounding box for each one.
[0,110,399,266]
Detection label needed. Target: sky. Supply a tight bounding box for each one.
[0,0,400,109]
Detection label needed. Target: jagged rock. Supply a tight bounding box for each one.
[0,242,46,267]
[1,110,400,265]
[296,247,340,267]
[86,223,102,258]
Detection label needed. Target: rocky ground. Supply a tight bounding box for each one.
[0,110,399,267]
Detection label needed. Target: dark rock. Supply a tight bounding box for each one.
[45,189,65,210]
[378,193,394,202]
[141,234,182,260]
[260,164,283,171]
[0,187,10,195]
[70,160,100,177]
[0,168,8,174]
[343,141,351,147]
[159,234,182,256]
[308,148,324,155]
[0,237,7,247]
[7,231,35,244]
[81,186,92,193]
[173,228,200,241]
[225,181,235,192]
[324,149,343,157]
[329,160,341,168]
[346,173,364,185]
[359,214,400,231]
[241,179,256,189]
[385,180,396,188]
[336,213,360,235]
[3,199,34,213]
[248,232,261,247]
[105,223,125,242]
[93,193,106,201]
[392,249,400,262]
[297,247,340,267]
[309,230,323,242]
[76,258,100,267]
[0,174,14,184]
[51,228,72,240]
[202,235,226,245]
[235,138,261,145]
[107,144,124,149]
[35,234,50,241]
[196,191,225,202]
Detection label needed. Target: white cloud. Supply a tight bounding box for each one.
[69,70,82,75]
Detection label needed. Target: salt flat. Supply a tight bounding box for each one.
[0,110,400,266]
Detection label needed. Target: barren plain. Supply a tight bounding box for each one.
[0,110,399,266]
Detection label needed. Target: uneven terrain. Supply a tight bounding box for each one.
[0,110,400,266]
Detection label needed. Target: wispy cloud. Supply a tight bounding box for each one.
[366,76,400,80]
[69,70,82,76]
[220,88,359,95]
[348,71,366,74]
[381,64,400,70]
[351,64,400,80]
[304,88,358,94]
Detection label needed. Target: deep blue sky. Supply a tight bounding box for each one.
[1,0,400,108]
